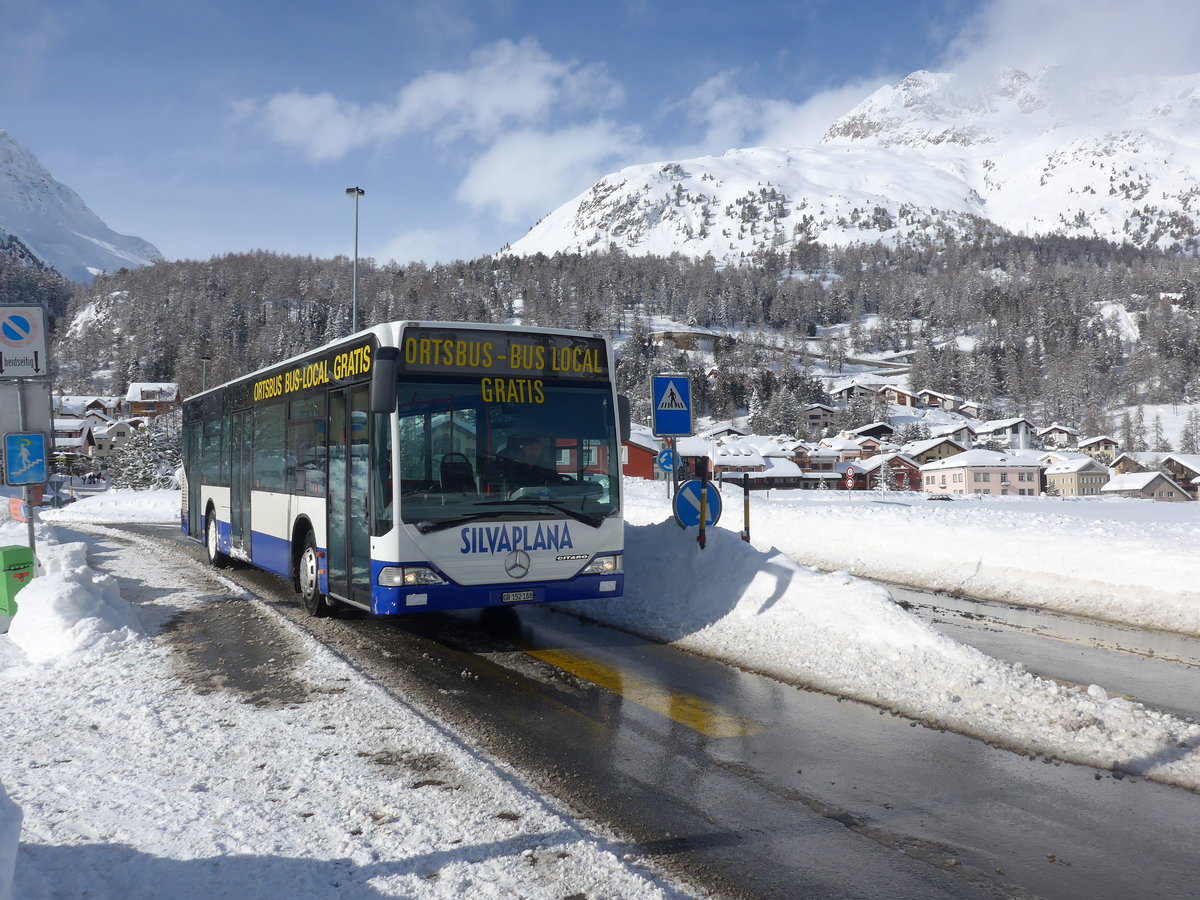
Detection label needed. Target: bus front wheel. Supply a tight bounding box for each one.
[297,532,334,618]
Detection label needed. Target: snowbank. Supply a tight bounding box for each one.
[579,499,1200,788]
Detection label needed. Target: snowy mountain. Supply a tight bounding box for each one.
[0,130,162,282]
[508,68,1200,262]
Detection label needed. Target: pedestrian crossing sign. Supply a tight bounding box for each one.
[651,374,693,437]
[4,432,49,486]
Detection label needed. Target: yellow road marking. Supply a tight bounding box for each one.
[523,646,763,738]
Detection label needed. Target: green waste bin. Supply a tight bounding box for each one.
[0,545,35,616]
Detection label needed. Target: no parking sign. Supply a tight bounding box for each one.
[0,306,48,377]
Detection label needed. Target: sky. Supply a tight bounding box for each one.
[3,0,1200,267]
[3,478,1200,897]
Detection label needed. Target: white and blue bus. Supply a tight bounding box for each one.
[181,321,629,617]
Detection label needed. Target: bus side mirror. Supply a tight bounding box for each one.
[371,347,399,413]
[617,394,631,444]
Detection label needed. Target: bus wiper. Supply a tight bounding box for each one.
[474,499,604,528]
[413,512,498,534]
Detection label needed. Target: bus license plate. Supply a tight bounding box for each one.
[502,590,535,603]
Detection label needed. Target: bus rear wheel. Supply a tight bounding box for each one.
[297,532,334,618]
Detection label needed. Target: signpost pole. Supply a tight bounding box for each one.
[15,379,37,556]
[669,438,679,501]
[742,472,750,543]
[697,471,707,550]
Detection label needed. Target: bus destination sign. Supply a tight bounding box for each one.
[252,339,374,403]
[399,327,608,382]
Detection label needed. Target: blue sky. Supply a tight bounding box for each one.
[4,0,1198,266]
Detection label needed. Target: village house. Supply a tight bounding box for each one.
[973,417,1035,450]
[1079,435,1120,464]
[900,436,967,466]
[1159,453,1200,500]
[1108,451,1160,475]
[818,435,866,461]
[91,420,138,461]
[712,439,765,478]
[757,454,805,488]
[802,403,837,435]
[805,446,841,471]
[828,378,887,405]
[957,400,992,419]
[51,418,96,464]
[1044,457,1110,497]
[916,389,964,412]
[675,435,715,479]
[123,382,181,419]
[1038,422,1081,448]
[1102,471,1192,502]
[877,384,921,407]
[846,452,922,491]
[55,395,121,419]
[622,424,659,480]
[930,422,976,447]
[920,449,1044,497]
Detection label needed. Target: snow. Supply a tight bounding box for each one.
[4,481,1200,897]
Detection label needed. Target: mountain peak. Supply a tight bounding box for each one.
[0,130,162,282]
[507,68,1200,264]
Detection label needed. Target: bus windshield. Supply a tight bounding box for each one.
[395,378,621,530]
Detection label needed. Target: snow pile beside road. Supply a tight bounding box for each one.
[3,539,142,665]
[578,482,1200,789]
[39,488,180,525]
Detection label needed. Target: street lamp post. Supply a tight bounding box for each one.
[346,186,365,334]
[200,356,211,391]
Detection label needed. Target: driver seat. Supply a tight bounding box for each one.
[440,453,475,492]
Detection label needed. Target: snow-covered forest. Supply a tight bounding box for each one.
[28,233,1200,435]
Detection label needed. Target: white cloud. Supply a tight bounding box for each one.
[676,73,886,154]
[250,37,623,162]
[944,0,1200,81]
[387,37,623,143]
[375,223,495,266]
[259,91,374,163]
[455,122,645,224]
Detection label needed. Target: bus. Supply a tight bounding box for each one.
[181,321,630,617]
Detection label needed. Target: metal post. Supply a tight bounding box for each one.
[697,471,707,550]
[15,380,37,556]
[742,472,750,542]
[346,186,365,334]
[669,437,678,501]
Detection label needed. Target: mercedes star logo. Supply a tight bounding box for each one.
[504,550,531,579]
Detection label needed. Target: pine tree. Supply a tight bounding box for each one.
[1151,415,1172,452]
[1133,406,1148,452]
[107,417,182,490]
[1179,407,1200,454]
[877,459,897,491]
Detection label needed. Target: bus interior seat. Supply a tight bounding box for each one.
[440,453,475,492]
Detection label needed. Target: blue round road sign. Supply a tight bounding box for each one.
[673,479,722,528]
[656,448,679,472]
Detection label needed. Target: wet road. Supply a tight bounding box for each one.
[116,524,1200,899]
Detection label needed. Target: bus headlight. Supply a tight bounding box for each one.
[580,554,621,576]
[379,566,447,587]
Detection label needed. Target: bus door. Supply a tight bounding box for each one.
[327,384,372,604]
[184,422,202,538]
[230,410,252,555]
